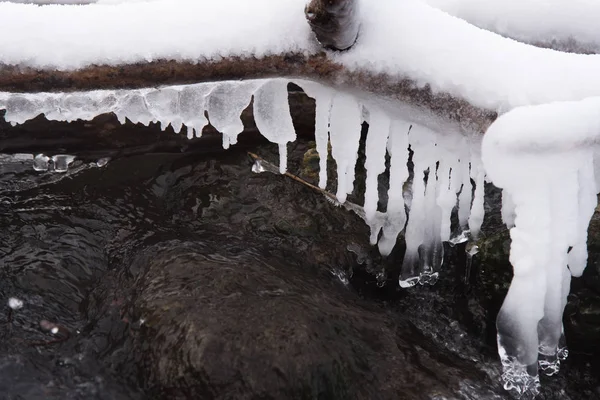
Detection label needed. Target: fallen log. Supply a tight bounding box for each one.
[0,0,598,136]
[0,55,497,135]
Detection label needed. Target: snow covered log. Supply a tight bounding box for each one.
[422,0,600,54]
[3,0,600,136]
[0,57,498,135]
[305,0,359,51]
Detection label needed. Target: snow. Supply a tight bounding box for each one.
[2,0,600,118]
[422,0,600,53]
[482,98,599,393]
[0,0,313,70]
[337,0,600,113]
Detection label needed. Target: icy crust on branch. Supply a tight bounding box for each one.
[300,83,484,287]
[0,78,484,288]
[482,98,600,396]
[0,79,297,171]
[422,0,600,53]
[3,1,600,114]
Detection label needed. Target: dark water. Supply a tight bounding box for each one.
[0,113,599,399]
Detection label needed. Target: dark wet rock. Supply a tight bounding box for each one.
[0,109,599,400]
[127,240,484,400]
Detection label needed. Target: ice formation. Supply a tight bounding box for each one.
[2,79,599,397]
[0,78,483,289]
[482,98,600,395]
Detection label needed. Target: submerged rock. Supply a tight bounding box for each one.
[127,239,486,400]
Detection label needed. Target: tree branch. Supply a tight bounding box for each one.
[0,55,497,135]
[305,0,360,51]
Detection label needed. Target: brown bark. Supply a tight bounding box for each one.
[305,0,360,51]
[0,55,497,135]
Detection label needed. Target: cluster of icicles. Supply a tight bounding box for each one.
[0,79,484,288]
[2,79,595,397]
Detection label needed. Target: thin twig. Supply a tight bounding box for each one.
[247,151,337,202]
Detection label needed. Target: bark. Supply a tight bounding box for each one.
[305,0,360,51]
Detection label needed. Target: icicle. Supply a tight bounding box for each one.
[145,88,182,133]
[179,83,214,139]
[400,130,430,287]
[568,153,597,277]
[206,81,259,150]
[363,107,391,222]
[377,119,410,255]
[296,81,333,190]
[457,153,473,230]
[253,79,296,174]
[483,97,600,396]
[420,161,443,285]
[501,189,516,228]
[115,92,153,126]
[328,92,362,204]
[436,159,457,242]
[468,156,485,238]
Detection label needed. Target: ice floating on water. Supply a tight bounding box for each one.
[33,154,50,172]
[32,153,76,173]
[52,155,76,173]
[8,297,24,310]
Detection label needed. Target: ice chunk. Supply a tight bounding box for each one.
[33,154,50,172]
[253,79,296,174]
[52,155,76,173]
[328,93,362,204]
[8,297,24,310]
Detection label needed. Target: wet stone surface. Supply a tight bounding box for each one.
[0,112,598,399]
